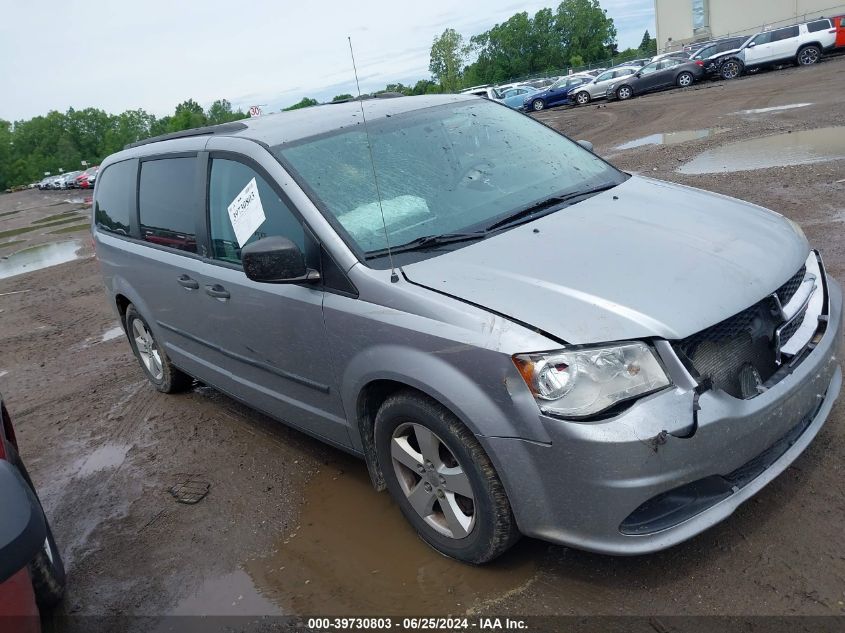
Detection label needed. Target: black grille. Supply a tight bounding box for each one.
[775,265,806,306]
[677,264,808,399]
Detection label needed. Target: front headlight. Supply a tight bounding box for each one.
[513,342,670,419]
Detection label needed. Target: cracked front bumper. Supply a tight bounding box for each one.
[482,277,843,555]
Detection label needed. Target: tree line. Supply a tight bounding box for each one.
[2,0,657,190]
[0,99,247,190]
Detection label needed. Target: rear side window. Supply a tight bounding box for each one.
[139,157,198,253]
[807,19,831,32]
[94,160,135,235]
[771,26,799,41]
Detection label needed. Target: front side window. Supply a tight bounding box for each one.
[596,71,614,82]
[94,160,135,235]
[640,62,660,75]
[694,44,717,59]
[139,157,198,253]
[275,100,623,264]
[208,159,304,264]
[751,31,772,45]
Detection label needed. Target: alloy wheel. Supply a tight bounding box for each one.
[576,92,590,105]
[798,47,819,65]
[532,99,545,111]
[678,72,693,87]
[390,422,476,539]
[722,61,740,79]
[618,86,632,100]
[131,318,164,380]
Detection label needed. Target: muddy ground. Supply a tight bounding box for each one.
[0,56,843,627]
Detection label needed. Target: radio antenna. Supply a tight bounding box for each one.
[348,36,399,283]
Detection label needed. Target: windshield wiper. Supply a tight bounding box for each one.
[485,183,620,232]
[364,231,488,259]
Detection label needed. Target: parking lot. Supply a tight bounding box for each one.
[1,56,843,627]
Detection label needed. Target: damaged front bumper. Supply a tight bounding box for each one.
[482,273,843,555]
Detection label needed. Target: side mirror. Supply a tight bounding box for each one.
[577,140,594,152]
[241,236,320,284]
[635,72,642,78]
[747,41,756,47]
[0,461,47,584]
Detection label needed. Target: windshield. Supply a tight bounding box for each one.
[274,100,623,266]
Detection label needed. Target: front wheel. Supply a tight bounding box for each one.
[531,98,545,111]
[720,59,743,80]
[574,91,591,105]
[676,71,694,87]
[797,45,821,66]
[616,85,633,100]
[375,391,520,564]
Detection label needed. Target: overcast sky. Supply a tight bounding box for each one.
[1,0,654,121]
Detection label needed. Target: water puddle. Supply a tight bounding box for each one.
[678,126,845,174]
[74,443,131,477]
[615,128,726,150]
[0,240,87,280]
[101,325,125,342]
[734,102,812,115]
[243,463,539,615]
[171,570,281,616]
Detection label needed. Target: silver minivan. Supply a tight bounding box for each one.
[93,95,842,563]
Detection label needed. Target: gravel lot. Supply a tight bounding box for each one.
[1,55,843,627]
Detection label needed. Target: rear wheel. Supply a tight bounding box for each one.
[720,59,743,79]
[531,98,545,111]
[375,391,520,564]
[797,45,821,66]
[616,85,633,100]
[676,71,694,87]
[125,305,192,393]
[574,91,591,105]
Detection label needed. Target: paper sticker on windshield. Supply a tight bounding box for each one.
[227,178,266,247]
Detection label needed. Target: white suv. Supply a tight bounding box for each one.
[718,18,837,79]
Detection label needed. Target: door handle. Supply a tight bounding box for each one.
[205,284,230,300]
[177,275,199,290]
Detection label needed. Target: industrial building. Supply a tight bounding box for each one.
[654,0,845,50]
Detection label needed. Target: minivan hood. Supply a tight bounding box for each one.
[403,176,809,344]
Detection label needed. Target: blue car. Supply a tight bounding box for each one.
[500,86,540,110]
[523,75,591,112]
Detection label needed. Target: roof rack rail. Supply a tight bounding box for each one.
[123,121,249,150]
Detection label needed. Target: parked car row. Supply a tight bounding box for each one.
[466,15,843,112]
[35,166,99,190]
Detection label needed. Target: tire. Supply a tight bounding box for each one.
[125,305,192,393]
[616,85,633,100]
[797,45,821,66]
[531,99,545,111]
[29,519,65,608]
[676,71,694,87]
[720,59,743,80]
[574,91,591,105]
[374,391,520,564]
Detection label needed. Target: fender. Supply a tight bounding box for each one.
[340,343,553,451]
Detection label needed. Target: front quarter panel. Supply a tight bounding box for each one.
[324,265,560,450]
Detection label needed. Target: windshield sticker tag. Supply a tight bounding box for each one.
[227,178,266,247]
